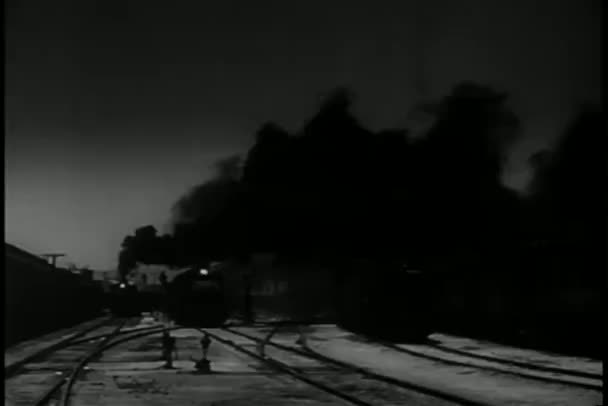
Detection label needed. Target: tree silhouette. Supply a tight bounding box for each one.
[407,83,522,272]
[117,225,177,279]
[528,106,605,285]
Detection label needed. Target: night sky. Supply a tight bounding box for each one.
[5,0,601,270]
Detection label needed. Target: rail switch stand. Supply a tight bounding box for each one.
[195,333,212,373]
[162,331,177,369]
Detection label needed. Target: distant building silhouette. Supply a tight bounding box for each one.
[128,263,191,292]
[5,243,52,270]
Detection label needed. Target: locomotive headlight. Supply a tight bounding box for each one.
[119,283,126,288]
[200,269,208,276]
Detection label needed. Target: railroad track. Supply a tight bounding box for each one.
[428,341,602,381]
[5,318,173,406]
[37,319,127,406]
[375,340,602,391]
[5,317,114,378]
[58,324,182,406]
[5,318,126,405]
[204,327,488,406]
[5,320,169,379]
[225,322,603,382]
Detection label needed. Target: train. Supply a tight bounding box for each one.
[105,257,433,341]
[5,243,105,346]
[107,281,142,317]
[336,260,435,342]
[107,264,229,327]
[165,265,228,327]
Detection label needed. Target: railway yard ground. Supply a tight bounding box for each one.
[4,315,603,406]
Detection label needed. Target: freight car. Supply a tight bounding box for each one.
[336,260,434,341]
[5,243,105,346]
[165,265,227,327]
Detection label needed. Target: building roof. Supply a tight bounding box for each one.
[5,243,50,267]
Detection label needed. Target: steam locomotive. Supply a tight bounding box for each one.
[165,265,228,327]
[108,281,141,317]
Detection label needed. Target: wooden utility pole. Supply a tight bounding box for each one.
[41,253,66,269]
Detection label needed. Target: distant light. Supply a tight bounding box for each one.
[199,269,208,276]
[119,283,126,288]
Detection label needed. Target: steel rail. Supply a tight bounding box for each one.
[221,327,490,406]
[199,328,378,406]
[59,325,186,406]
[374,340,602,391]
[428,343,602,380]
[5,316,114,378]
[32,319,128,406]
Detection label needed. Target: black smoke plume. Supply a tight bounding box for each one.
[117,225,176,280]
[120,82,524,269]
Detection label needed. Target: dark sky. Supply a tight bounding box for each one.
[5,0,601,270]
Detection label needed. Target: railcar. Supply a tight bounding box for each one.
[5,243,105,346]
[336,261,435,341]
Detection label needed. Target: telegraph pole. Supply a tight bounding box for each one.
[41,253,66,269]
